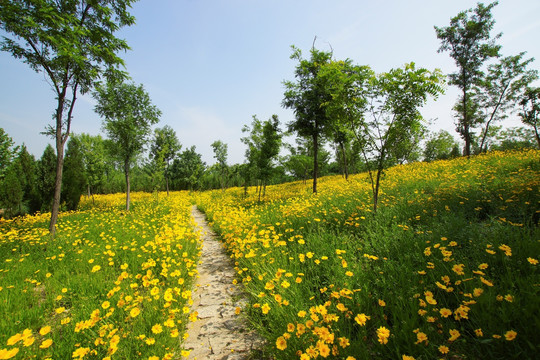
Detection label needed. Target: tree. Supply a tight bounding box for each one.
[150,125,181,196]
[342,63,444,212]
[1,0,137,234]
[61,135,85,210]
[211,140,228,189]
[241,115,282,199]
[78,133,106,200]
[170,146,206,191]
[94,81,161,211]
[519,87,540,148]
[36,144,57,212]
[15,145,40,213]
[423,130,460,161]
[474,53,538,152]
[283,45,334,193]
[491,126,537,150]
[435,1,501,156]
[0,128,18,178]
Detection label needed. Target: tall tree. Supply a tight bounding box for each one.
[519,87,540,148]
[78,133,106,200]
[36,144,57,212]
[435,1,501,156]
[94,81,161,211]
[475,53,538,152]
[211,140,228,190]
[61,135,85,210]
[0,128,17,179]
[0,0,136,234]
[423,130,460,161]
[170,146,206,191]
[241,115,282,199]
[283,45,334,193]
[150,125,181,196]
[340,63,444,211]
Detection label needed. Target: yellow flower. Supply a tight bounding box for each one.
[130,307,140,317]
[55,306,65,314]
[438,345,449,354]
[23,336,35,347]
[181,350,190,357]
[449,329,460,342]
[39,338,53,349]
[0,348,19,359]
[261,303,270,314]
[378,299,386,307]
[102,301,110,309]
[504,294,514,302]
[475,328,483,337]
[298,310,307,318]
[452,264,465,275]
[415,332,428,344]
[148,356,159,360]
[72,347,90,358]
[402,356,415,360]
[377,326,390,344]
[7,333,22,346]
[151,324,163,334]
[504,330,517,341]
[276,336,287,350]
[91,265,101,273]
[354,313,370,326]
[527,257,538,265]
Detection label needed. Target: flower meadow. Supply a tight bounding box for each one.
[0,192,201,360]
[0,150,538,360]
[195,150,539,360]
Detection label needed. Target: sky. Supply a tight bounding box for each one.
[1,0,539,165]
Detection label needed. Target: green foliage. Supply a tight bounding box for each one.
[36,144,57,212]
[94,81,161,210]
[211,140,228,189]
[62,136,86,211]
[283,45,335,193]
[435,1,501,156]
[518,87,540,148]
[150,126,182,194]
[241,114,283,196]
[170,146,206,191]
[0,0,137,232]
[0,128,18,178]
[78,133,107,196]
[474,53,538,152]
[424,130,460,161]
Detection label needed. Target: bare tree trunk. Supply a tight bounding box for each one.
[463,87,471,157]
[166,175,170,196]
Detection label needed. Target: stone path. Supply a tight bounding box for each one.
[185,206,267,360]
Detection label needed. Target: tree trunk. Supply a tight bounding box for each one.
[165,175,170,196]
[340,141,349,180]
[49,97,66,235]
[463,88,471,157]
[312,133,318,194]
[124,159,131,211]
[534,125,540,149]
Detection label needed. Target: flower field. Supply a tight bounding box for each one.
[195,150,539,360]
[1,150,539,360]
[0,192,201,360]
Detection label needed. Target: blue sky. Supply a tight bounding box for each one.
[1,0,539,165]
